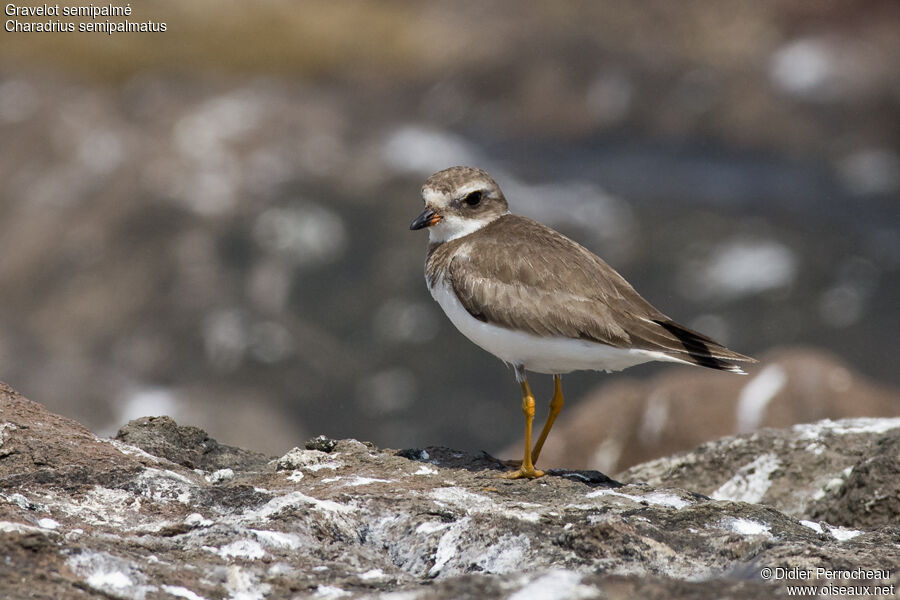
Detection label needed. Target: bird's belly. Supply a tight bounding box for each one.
[429,280,684,375]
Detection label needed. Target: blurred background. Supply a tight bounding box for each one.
[1,1,898,472]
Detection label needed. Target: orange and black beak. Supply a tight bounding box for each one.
[409,207,442,230]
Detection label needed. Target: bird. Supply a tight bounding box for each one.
[410,166,756,479]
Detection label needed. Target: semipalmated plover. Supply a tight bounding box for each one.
[410,166,756,479]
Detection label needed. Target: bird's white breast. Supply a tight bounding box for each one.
[429,277,687,375]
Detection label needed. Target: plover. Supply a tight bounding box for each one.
[410,166,756,479]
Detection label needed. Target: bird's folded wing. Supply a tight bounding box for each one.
[448,244,650,348]
[446,223,753,365]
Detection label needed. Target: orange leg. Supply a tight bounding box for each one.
[531,374,564,466]
[502,379,544,479]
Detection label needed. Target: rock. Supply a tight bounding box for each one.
[508,347,900,474]
[0,382,146,487]
[621,417,900,529]
[115,415,271,472]
[809,432,900,530]
[1,382,898,599]
[305,434,339,453]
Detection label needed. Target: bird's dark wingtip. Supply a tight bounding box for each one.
[653,319,756,374]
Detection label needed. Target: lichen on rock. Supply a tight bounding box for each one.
[0,382,897,598]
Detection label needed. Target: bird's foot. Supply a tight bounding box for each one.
[501,466,545,479]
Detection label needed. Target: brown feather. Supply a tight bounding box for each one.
[426,214,755,371]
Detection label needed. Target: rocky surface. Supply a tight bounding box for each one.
[1,382,898,599]
[621,416,900,528]
[510,347,900,473]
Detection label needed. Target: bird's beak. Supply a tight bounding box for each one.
[410,207,442,230]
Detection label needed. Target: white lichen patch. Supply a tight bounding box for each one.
[825,524,863,541]
[267,562,298,577]
[67,551,155,599]
[586,489,691,509]
[218,539,266,560]
[799,520,824,534]
[102,438,163,463]
[794,417,900,439]
[413,465,438,475]
[812,468,852,501]
[249,529,305,550]
[0,422,18,447]
[225,565,270,600]
[161,585,208,600]
[44,485,173,532]
[472,533,531,574]
[428,516,471,577]
[305,462,343,472]
[415,521,451,535]
[823,477,845,495]
[644,492,692,509]
[55,486,142,527]
[711,453,780,503]
[3,492,46,512]
[358,568,388,582]
[804,441,826,455]
[430,487,493,511]
[587,513,615,525]
[136,468,196,504]
[508,569,599,600]
[130,519,185,534]
[261,491,355,517]
[184,513,214,528]
[342,475,390,486]
[0,520,49,534]
[418,513,536,579]
[205,469,235,484]
[91,571,134,591]
[275,448,343,472]
[314,585,352,598]
[430,487,541,523]
[723,517,771,536]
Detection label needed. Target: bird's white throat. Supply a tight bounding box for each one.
[427,213,503,244]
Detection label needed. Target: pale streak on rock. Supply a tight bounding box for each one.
[711,453,781,504]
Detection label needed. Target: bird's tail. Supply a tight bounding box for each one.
[653,319,757,374]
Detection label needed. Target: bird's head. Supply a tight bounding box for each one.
[410,166,509,243]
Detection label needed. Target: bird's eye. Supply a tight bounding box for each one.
[464,191,483,207]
